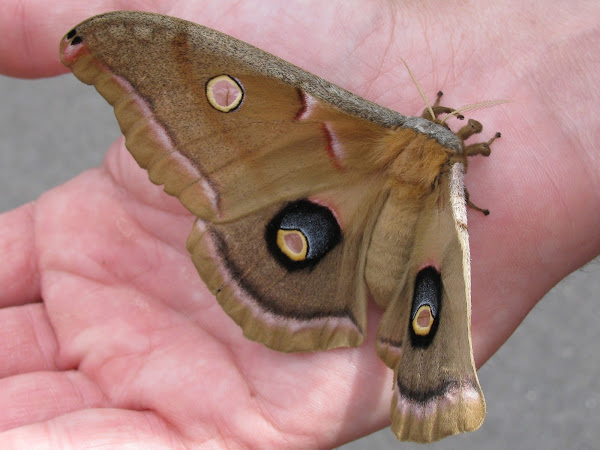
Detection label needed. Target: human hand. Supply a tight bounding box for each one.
[0,1,598,447]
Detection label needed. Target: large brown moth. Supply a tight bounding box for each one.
[59,11,501,443]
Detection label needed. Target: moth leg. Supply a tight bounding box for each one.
[463,131,501,157]
[465,187,490,216]
[457,119,483,140]
[421,91,464,121]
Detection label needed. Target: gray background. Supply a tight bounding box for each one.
[1,74,598,449]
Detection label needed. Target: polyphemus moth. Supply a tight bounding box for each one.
[59,11,501,443]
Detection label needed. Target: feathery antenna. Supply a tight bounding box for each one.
[401,59,436,121]
[401,59,509,123]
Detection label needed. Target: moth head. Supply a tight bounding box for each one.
[420,93,504,163]
[401,59,506,156]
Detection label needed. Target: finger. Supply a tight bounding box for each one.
[0,371,105,432]
[0,204,40,307]
[0,1,134,78]
[0,303,59,378]
[0,409,177,447]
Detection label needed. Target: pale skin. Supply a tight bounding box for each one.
[0,0,599,447]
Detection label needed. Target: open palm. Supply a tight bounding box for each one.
[0,1,598,447]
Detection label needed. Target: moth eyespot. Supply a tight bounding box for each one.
[266,200,341,270]
[206,75,244,112]
[410,266,442,347]
[276,229,308,261]
[412,305,434,336]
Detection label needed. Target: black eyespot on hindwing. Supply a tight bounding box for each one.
[265,200,341,271]
[410,266,442,348]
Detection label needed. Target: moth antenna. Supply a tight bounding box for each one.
[401,59,435,121]
[440,99,510,125]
